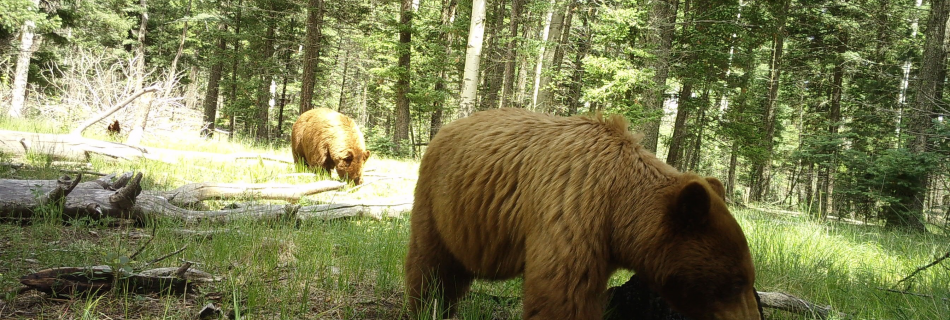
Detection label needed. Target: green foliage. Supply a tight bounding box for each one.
[837,148,938,223]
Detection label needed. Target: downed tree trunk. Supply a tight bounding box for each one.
[19,264,217,296]
[0,130,293,164]
[134,194,412,223]
[0,173,144,222]
[0,172,409,224]
[0,130,152,161]
[148,180,345,208]
[757,291,844,319]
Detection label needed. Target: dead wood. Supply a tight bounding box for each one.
[757,291,845,319]
[895,249,950,288]
[134,193,411,224]
[0,130,153,161]
[149,180,344,208]
[70,85,161,136]
[0,172,408,224]
[0,173,144,222]
[0,130,293,165]
[18,263,217,296]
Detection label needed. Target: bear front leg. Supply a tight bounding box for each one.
[405,216,473,318]
[522,244,609,320]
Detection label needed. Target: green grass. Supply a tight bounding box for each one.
[1,124,948,319]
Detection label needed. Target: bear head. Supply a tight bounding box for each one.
[335,149,370,185]
[641,176,760,320]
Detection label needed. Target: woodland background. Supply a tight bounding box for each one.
[2,0,950,232]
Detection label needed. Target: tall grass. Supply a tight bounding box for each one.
[1,123,948,319]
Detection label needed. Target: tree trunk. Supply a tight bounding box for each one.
[751,0,789,202]
[255,11,277,141]
[532,0,568,112]
[300,0,325,114]
[460,0,488,116]
[430,0,459,140]
[686,87,710,172]
[500,0,524,109]
[276,75,289,137]
[126,0,153,146]
[566,6,592,115]
[727,141,739,200]
[637,0,679,153]
[902,0,949,231]
[225,0,244,141]
[393,0,413,153]
[552,1,576,76]
[163,0,192,98]
[7,0,42,118]
[532,0,566,112]
[820,34,847,218]
[478,1,508,111]
[665,81,693,170]
[202,26,227,138]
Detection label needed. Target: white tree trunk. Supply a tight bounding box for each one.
[531,0,564,112]
[7,0,42,118]
[459,0,487,117]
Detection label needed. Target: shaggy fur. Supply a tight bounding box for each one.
[291,108,370,185]
[107,120,121,136]
[405,108,759,320]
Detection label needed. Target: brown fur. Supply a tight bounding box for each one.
[107,120,121,136]
[291,108,370,185]
[405,108,759,320]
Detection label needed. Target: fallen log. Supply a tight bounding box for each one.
[0,130,293,165]
[0,173,144,222]
[18,264,217,296]
[134,194,412,223]
[0,172,408,224]
[0,130,153,161]
[150,180,345,208]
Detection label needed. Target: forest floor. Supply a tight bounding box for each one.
[1,121,949,319]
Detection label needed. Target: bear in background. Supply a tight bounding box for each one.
[107,120,121,136]
[405,108,760,320]
[291,108,370,185]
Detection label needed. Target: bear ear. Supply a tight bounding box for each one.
[671,180,712,229]
[364,150,371,159]
[705,177,726,201]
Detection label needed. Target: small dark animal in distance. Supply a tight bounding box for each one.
[107,120,121,136]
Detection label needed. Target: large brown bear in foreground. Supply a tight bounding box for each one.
[405,108,760,320]
[291,108,370,185]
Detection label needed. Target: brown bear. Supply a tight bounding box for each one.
[405,108,760,320]
[291,108,370,185]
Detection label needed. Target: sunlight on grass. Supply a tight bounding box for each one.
[2,121,948,319]
[737,209,950,319]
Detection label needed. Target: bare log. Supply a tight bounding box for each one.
[19,264,216,296]
[0,130,293,165]
[150,180,344,208]
[757,291,844,319]
[133,193,411,223]
[70,85,161,136]
[0,130,152,161]
[0,173,144,222]
[0,173,406,224]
